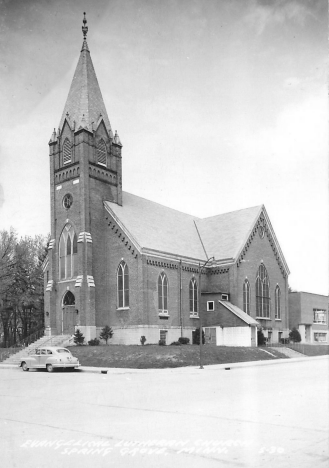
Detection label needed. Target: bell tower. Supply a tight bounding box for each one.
[44,13,122,340]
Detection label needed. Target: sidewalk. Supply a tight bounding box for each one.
[1,355,327,374]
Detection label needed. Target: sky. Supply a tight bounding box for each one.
[0,0,327,295]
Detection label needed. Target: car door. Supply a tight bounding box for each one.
[38,349,48,367]
[26,348,39,368]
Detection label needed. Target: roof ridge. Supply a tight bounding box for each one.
[201,205,263,221]
[120,191,202,219]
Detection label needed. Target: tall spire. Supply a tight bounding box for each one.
[58,13,112,133]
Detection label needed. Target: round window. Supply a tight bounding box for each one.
[63,193,73,209]
[258,225,265,238]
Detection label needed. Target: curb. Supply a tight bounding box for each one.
[76,355,328,374]
[1,355,327,374]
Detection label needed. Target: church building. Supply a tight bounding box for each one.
[43,15,290,347]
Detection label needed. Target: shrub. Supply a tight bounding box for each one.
[100,325,114,345]
[257,329,266,346]
[158,339,166,346]
[170,341,181,346]
[289,328,301,343]
[178,337,190,345]
[73,329,85,346]
[140,336,146,346]
[88,338,100,346]
[193,328,205,345]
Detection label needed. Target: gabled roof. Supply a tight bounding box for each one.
[58,38,112,133]
[104,192,268,265]
[194,206,262,261]
[104,192,206,261]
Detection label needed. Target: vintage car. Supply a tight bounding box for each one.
[20,347,80,372]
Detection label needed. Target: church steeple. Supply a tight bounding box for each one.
[58,13,112,134]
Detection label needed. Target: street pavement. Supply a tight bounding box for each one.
[0,357,328,468]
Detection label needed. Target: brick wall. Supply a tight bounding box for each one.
[233,228,289,334]
[202,299,248,327]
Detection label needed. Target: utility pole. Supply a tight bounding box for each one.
[199,256,215,369]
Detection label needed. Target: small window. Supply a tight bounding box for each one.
[63,193,73,210]
[160,330,168,344]
[313,309,327,324]
[221,294,228,301]
[63,138,72,165]
[97,139,107,166]
[314,332,327,342]
[207,301,215,311]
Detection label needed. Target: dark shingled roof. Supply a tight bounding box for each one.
[59,40,112,133]
[104,192,263,263]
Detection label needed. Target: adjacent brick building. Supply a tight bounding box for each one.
[289,291,328,344]
[43,16,290,346]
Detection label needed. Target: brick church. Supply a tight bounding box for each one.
[43,15,290,346]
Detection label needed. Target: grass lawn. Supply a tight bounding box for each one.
[67,344,289,369]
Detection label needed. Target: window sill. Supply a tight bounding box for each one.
[190,314,199,318]
[275,319,282,321]
[256,317,271,320]
[58,278,76,283]
[117,307,130,311]
[313,323,327,326]
[158,312,169,317]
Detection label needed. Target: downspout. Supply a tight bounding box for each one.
[179,259,183,337]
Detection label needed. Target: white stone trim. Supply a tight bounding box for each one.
[77,232,93,243]
[87,275,95,287]
[46,280,54,292]
[48,239,55,249]
[75,275,83,287]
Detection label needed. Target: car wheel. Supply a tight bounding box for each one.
[46,364,54,373]
[21,362,29,372]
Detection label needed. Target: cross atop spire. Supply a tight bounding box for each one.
[81,12,89,52]
[82,12,88,39]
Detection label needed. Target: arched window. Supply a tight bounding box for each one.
[97,139,106,166]
[189,278,198,316]
[158,272,168,314]
[63,291,75,306]
[59,224,78,280]
[63,138,72,165]
[275,285,281,320]
[117,261,129,308]
[255,264,270,318]
[243,279,251,315]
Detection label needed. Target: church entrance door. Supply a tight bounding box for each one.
[63,306,76,334]
[62,291,77,335]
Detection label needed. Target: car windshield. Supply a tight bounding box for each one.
[56,349,71,354]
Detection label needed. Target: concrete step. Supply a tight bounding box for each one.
[2,335,72,364]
